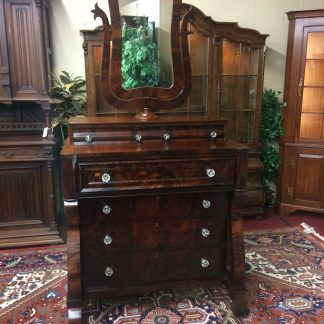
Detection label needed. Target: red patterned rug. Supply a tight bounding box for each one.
[0,224,323,323]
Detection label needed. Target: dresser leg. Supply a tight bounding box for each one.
[230,285,249,317]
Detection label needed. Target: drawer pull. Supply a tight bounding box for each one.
[101,173,111,183]
[102,205,111,214]
[210,130,218,139]
[85,135,93,144]
[134,133,142,143]
[163,132,171,142]
[103,235,112,245]
[206,168,216,178]
[202,199,211,209]
[201,258,210,268]
[105,267,114,277]
[201,228,210,238]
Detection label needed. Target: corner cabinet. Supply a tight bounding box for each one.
[276,10,324,216]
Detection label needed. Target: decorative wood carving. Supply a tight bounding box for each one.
[91,0,192,115]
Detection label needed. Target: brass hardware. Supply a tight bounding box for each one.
[102,204,111,214]
[206,168,216,178]
[287,186,293,198]
[101,173,111,183]
[104,235,112,245]
[289,156,295,167]
[201,258,210,268]
[202,199,211,209]
[201,228,210,237]
[105,267,113,277]
[298,78,303,97]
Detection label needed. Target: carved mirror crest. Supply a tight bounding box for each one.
[92,0,192,119]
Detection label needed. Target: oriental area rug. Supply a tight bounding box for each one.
[0,224,323,323]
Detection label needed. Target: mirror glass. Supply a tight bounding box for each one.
[119,0,173,89]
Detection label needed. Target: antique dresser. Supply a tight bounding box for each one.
[61,0,249,321]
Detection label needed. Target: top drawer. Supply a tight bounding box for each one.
[76,157,235,194]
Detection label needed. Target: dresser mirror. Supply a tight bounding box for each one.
[92,0,192,119]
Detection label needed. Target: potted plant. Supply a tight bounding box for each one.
[259,89,284,206]
[49,71,87,145]
[121,17,160,88]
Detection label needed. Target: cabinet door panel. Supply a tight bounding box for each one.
[293,151,324,207]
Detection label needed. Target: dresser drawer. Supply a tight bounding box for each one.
[78,191,228,224]
[80,217,226,256]
[76,158,235,193]
[82,247,225,291]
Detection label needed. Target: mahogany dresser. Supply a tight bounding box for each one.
[61,115,248,321]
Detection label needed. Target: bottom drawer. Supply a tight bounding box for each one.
[82,247,225,291]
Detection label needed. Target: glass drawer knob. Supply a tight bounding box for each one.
[202,199,211,209]
[163,132,171,142]
[206,168,216,178]
[135,133,142,143]
[104,235,112,245]
[201,228,210,237]
[85,135,93,144]
[102,205,111,214]
[210,131,217,139]
[101,173,111,183]
[201,258,210,268]
[105,267,114,277]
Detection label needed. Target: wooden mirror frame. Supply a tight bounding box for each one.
[92,0,192,118]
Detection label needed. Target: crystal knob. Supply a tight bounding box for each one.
[105,267,113,277]
[201,228,210,237]
[210,130,218,139]
[134,133,142,143]
[206,168,216,178]
[85,135,93,144]
[163,132,171,142]
[101,173,111,183]
[201,258,210,268]
[103,235,112,245]
[102,204,111,215]
[202,199,211,209]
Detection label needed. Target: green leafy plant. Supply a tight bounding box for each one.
[259,89,284,205]
[49,71,87,144]
[121,18,160,89]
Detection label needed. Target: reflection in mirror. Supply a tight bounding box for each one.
[119,0,173,89]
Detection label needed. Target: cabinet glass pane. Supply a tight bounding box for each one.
[300,32,324,139]
[238,76,257,110]
[300,113,323,138]
[222,40,259,75]
[304,60,324,86]
[189,32,208,76]
[306,32,324,59]
[302,88,324,113]
[221,76,239,110]
[238,111,255,143]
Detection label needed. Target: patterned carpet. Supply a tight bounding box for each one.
[0,224,323,323]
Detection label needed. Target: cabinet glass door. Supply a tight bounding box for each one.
[220,40,260,144]
[300,31,324,140]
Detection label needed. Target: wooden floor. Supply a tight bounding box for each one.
[243,207,324,237]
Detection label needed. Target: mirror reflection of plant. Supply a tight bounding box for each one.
[259,89,284,205]
[49,71,87,144]
[122,18,160,89]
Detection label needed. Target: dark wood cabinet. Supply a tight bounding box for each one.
[0,0,63,247]
[276,10,324,216]
[0,129,64,247]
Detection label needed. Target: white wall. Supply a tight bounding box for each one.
[50,0,324,92]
